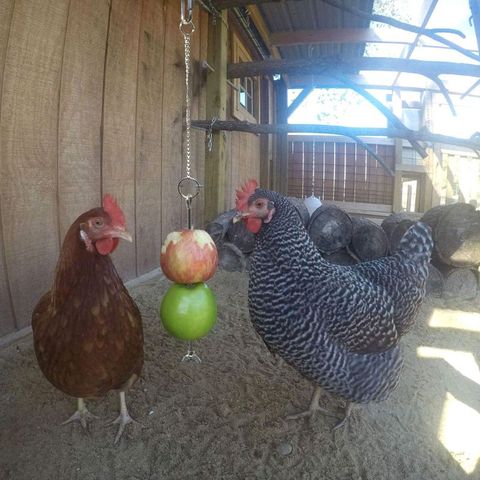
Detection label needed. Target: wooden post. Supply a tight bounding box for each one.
[260,77,272,188]
[205,11,228,222]
[391,91,403,211]
[274,78,288,194]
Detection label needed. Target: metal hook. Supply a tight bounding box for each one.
[180,0,193,24]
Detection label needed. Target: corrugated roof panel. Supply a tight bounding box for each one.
[258,0,374,61]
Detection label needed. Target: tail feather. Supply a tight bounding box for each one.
[396,221,433,264]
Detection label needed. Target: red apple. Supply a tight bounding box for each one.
[160,229,218,284]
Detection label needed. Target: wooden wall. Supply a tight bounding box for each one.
[224,131,261,210]
[0,0,214,336]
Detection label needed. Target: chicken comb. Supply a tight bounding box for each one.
[235,179,258,212]
[102,194,126,227]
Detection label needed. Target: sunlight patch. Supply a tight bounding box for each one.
[428,308,480,333]
[417,347,480,386]
[438,392,480,474]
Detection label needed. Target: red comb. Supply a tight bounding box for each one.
[235,179,258,211]
[102,194,126,227]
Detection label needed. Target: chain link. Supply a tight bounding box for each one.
[181,25,194,178]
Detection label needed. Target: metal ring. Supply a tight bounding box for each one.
[179,20,195,35]
[178,176,201,200]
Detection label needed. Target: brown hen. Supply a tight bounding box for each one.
[32,195,143,444]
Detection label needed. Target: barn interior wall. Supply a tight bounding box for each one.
[0,0,264,338]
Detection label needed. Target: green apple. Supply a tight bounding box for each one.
[160,282,217,340]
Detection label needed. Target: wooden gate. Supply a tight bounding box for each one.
[287,136,395,205]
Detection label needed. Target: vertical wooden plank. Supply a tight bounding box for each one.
[205,9,228,221]
[0,0,16,335]
[0,0,69,328]
[288,140,303,197]
[354,145,369,203]
[323,142,335,200]
[274,78,288,194]
[303,140,314,198]
[161,0,185,233]
[259,77,271,188]
[313,141,325,198]
[367,144,379,204]
[135,0,165,275]
[58,0,109,240]
[344,142,355,202]
[334,142,345,202]
[223,131,233,212]
[102,0,141,280]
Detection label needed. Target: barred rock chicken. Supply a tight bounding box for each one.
[32,195,143,443]
[234,180,433,427]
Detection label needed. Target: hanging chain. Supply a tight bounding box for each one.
[180,1,195,179]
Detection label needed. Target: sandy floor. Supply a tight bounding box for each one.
[1,270,480,479]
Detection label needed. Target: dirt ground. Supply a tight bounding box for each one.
[1,270,479,480]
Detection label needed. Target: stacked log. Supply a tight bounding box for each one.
[208,199,480,301]
[205,210,252,272]
[350,217,388,261]
[380,213,415,254]
[421,203,480,267]
[308,205,353,254]
[426,264,444,298]
[287,197,310,226]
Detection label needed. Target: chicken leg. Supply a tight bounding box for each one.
[110,391,137,444]
[62,398,98,429]
[287,386,353,429]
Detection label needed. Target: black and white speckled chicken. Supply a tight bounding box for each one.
[234,180,433,427]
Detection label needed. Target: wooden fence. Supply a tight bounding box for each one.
[287,136,395,205]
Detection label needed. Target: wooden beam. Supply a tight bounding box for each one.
[287,74,480,98]
[247,5,281,59]
[205,10,228,222]
[286,86,313,117]
[191,120,480,153]
[214,0,281,8]
[227,57,480,79]
[271,28,380,46]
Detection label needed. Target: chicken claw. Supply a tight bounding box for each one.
[109,392,139,444]
[286,386,338,420]
[62,398,98,429]
[332,402,353,430]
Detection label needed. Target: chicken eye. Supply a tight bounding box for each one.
[94,218,104,228]
[255,201,263,208]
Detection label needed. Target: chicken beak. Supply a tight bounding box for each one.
[233,212,250,224]
[109,227,133,242]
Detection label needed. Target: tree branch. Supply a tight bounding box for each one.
[319,0,479,63]
[331,74,427,158]
[191,120,480,155]
[227,57,480,79]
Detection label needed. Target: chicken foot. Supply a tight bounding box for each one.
[62,398,98,429]
[286,386,339,420]
[109,391,138,444]
[287,387,353,429]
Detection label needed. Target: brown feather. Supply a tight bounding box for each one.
[32,208,143,399]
